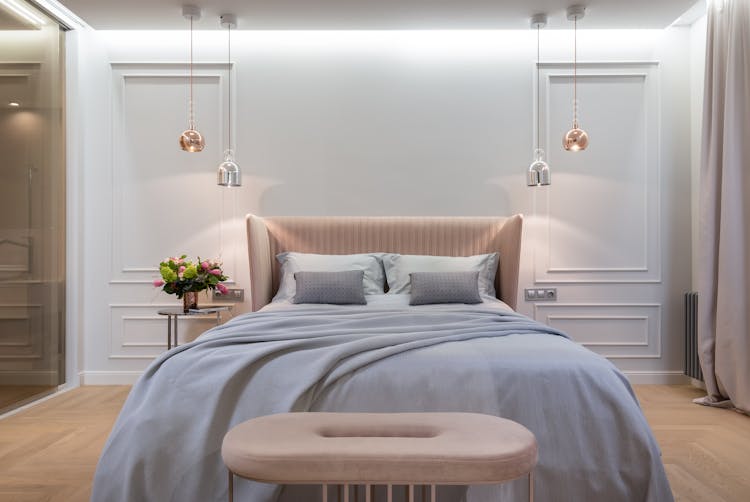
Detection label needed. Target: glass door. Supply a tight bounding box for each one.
[0,1,65,414]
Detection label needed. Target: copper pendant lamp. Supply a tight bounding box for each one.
[563,5,589,152]
[217,13,241,187]
[527,13,550,187]
[179,5,205,153]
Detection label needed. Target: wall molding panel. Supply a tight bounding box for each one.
[533,62,661,284]
[534,303,662,359]
[108,303,227,360]
[109,62,236,285]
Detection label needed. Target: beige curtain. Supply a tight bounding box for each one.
[697,0,750,413]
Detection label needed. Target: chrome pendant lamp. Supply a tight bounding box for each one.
[562,5,589,152]
[179,5,206,153]
[527,13,550,187]
[217,13,241,187]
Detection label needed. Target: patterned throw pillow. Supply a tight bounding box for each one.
[293,270,367,305]
[409,271,482,305]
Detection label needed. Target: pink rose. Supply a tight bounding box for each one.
[153,279,164,287]
[179,266,186,274]
[216,283,228,295]
[201,261,209,270]
[210,269,222,276]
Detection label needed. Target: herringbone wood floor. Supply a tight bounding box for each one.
[0,386,130,502]
[0,385,747,501]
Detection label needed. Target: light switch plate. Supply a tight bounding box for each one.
[213,288,244,302]
[524,288,557,302]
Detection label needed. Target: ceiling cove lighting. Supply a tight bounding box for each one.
[0,0,46,27]
[31,0,87,29]
[527,13,550,187]
[216,13,241,187]
[179,5,206,153]
[563,5,589,152]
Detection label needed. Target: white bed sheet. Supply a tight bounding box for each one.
[260,293,514,313]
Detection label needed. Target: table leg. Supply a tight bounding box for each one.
[529,470,534,502]
[228,469,233,502]
[174,315,179,348]
[322,484,328,502]
[167,315,172,350]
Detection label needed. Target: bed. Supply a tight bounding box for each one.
[92,214,673,502]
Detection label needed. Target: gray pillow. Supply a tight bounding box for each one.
[409,271,482,306]
[293,270,366,305]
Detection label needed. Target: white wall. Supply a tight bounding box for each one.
[690,15,707,290]
[69,27,696,384]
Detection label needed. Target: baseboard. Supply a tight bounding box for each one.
[79,371,143,385]
[0,371,60,386]
[623,371,690,384]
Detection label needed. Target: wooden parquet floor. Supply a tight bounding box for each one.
[0,384,747,501]
[0,386,130,502]
[635,385,750,502]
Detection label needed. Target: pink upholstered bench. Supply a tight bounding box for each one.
[221,412,538,502]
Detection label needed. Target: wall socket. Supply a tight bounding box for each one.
[213,288,244,302]
[524,288,557,302]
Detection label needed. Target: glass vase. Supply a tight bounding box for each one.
[183,291,199,313]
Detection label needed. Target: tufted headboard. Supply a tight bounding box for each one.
[246,214,523,312]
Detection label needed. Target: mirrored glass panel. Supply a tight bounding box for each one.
[0,0,65,414]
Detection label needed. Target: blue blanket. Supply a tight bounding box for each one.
[92,306,673,502]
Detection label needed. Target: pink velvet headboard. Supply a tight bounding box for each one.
[246,215,523,312]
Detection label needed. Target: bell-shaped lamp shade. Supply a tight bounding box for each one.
[563,126,589,152]
[179,128,205,152]
[217,149,241,187]
[527,149,551,187]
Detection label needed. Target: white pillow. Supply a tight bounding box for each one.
[382,253,499,297]
[273,252,386,302]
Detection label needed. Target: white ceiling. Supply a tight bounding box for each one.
[58,0,700,30]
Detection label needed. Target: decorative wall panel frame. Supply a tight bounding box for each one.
[534,303,662,359]
[108,62,237,285]
[533,62,661,284]
[108,303,227,360]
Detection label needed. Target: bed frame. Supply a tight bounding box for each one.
[246,214,523,312]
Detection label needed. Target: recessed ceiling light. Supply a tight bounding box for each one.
[8,102,20,107]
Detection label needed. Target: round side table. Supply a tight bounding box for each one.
[157,307,231,350]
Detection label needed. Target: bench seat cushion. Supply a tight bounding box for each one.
[222,412,537,485]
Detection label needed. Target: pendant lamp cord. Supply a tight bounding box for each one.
[189,15,195,130]
[536,25,540,152]
[227,23,232,153]
[573,16,578,129]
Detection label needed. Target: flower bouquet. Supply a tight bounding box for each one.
[153,255,229,312]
